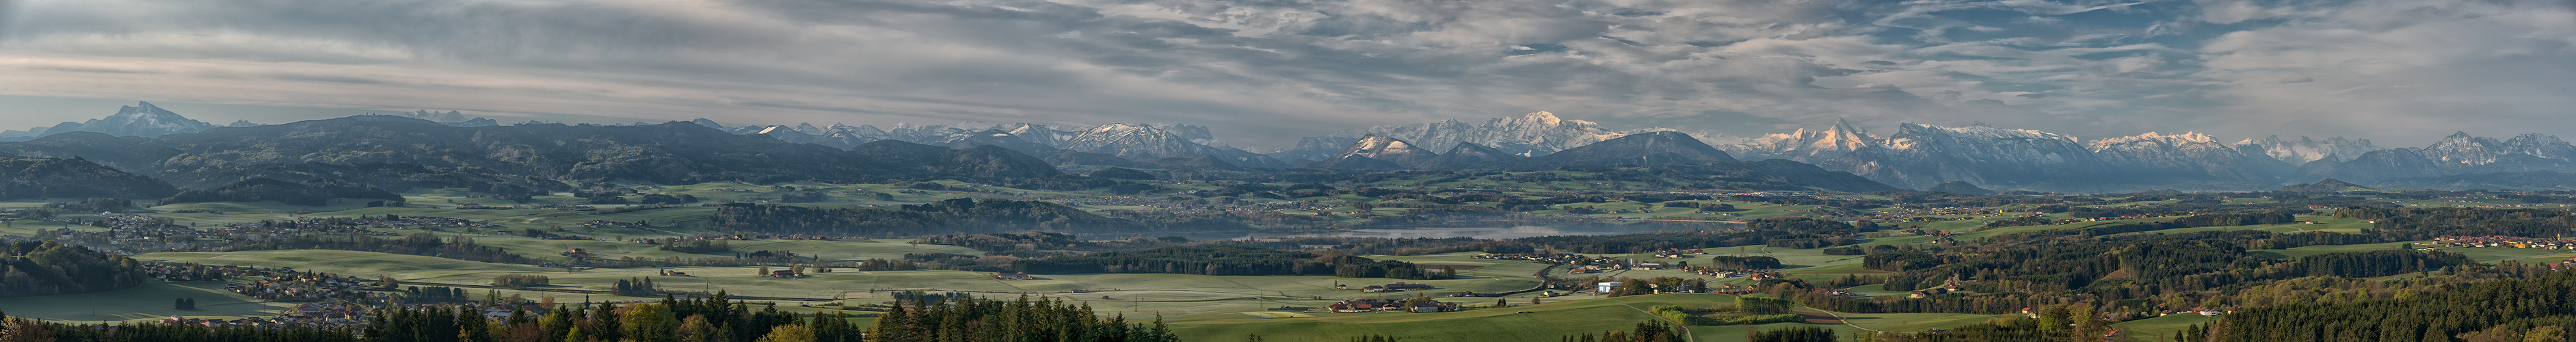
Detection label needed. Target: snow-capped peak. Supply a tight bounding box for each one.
[1724,118,1878,162]
[41,101,218,138]
[2093,131,2217,146]
[1524,111,1563,126]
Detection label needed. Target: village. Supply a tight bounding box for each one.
[2431,235,2576,250]
[140,262,574,330]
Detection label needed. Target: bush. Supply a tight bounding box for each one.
[490,274,551,289]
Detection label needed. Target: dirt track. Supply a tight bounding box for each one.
[1798,312,1844,324]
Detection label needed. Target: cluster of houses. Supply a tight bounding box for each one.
[143,263,250,282]
[163,316,314,329]
[1473,252,1592,263]
[645,233,839,243]
[1874,207,2005,222]
[61,213,462,251]
[2431,235,2576,250]
[576,220,647,229]
[1568,263,1671,274]
[226,272,376,302]
[1679,267,1781,280]
[165,296,559,330]
[1325,298,1458,313]
[993,272,1032,280]
[2155,306,2229,317]
[1649,248,1705,259]
[457,203,595,211]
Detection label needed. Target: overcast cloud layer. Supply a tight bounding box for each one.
[1,0,2570,146]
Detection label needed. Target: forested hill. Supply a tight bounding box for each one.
[706,198,1143,236]
[155,162,568,192]
[1,241,148,298]
[0,116,1073,186]
[2197,267,2576,342]
[0,153,177,200]
[159,177,406,207]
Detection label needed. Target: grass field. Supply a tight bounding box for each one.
[2111,314,2218,342]
[462,237,985,263]
[127,249,1557,320]
[2250,241,2575,263]
[1165,293,2001,341]
[0,282,291,324]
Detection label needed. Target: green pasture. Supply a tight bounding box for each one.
[2112,314,2218,342]
[2249,241,2572,264]
[0,282,291,324]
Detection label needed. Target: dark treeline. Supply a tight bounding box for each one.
[159,161,570,193]
[1803,230,2468,315]
[1555,321,1688,342]
[3,313,356,342]
[2339,207,2576,238]
[658,239,732,253]
[1009,245,1452,279]
[2076,211,2299,236]
[160,177,405,206]
[1229,236,1526,256]
[871,295,1181,342]
[1696,255,1787,269]
[230,233,533,265]
[2289,250,2470,278]
[0,241,146,297]
[706,198,1143,235]
[1517,222,1868,254]
[2193,269,2576,342]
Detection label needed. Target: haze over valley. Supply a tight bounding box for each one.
[3,0,2573,341]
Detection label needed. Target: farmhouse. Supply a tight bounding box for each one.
[1328,299,1397,312]
[994,272,1032,280]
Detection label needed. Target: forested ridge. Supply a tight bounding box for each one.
[0,292,1179,342]
[0,153,177,200]
[229,233,535,265]
[0,241,147,297]
[160,177,405,206]
[2191,269,2576,342]
[1773,229,2467,315]
[707,198,1142,235]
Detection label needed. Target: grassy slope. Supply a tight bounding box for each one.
[2112,314,2218,342]
[0,282,291,324]
[2250,241,2575,263]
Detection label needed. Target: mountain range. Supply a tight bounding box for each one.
[694,119,1289,169]
[1277,111,1632,161]
[0,114,1093,201]
[0,102,215,141]
[19,102,2576,194]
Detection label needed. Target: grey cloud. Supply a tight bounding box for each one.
[0,0,2568,146]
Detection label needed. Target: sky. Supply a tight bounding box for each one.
[0,0,2569,148]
